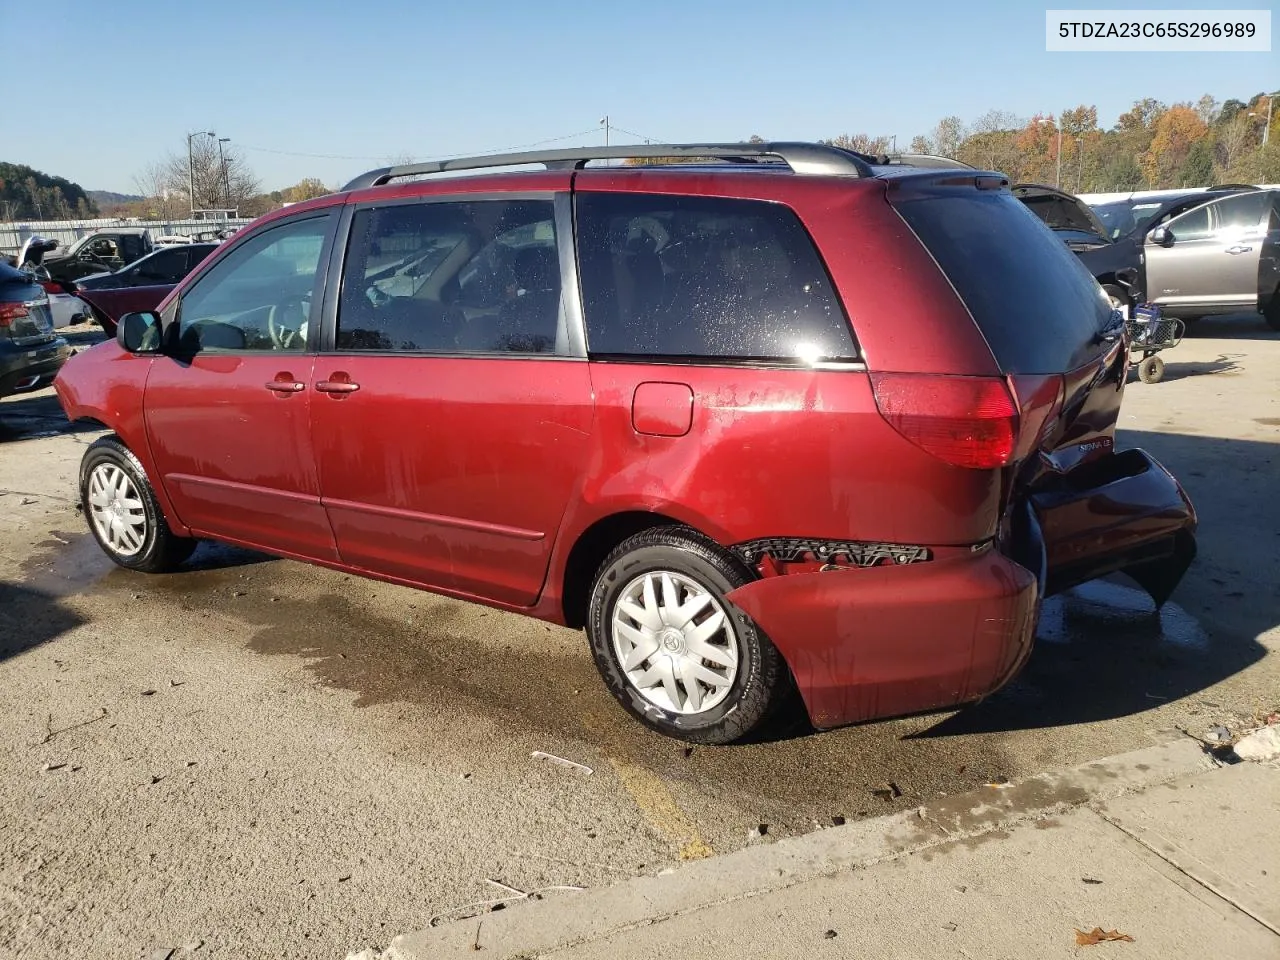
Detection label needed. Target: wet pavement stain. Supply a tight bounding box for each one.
[14,531,1258,844]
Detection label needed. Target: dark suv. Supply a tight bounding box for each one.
[54,142,1197,744]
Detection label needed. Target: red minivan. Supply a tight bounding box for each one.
[54,143,1197,743]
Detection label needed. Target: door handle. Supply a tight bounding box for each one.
[1225,245,1253,255]
[315,377,360,395]
[264,377,305,394]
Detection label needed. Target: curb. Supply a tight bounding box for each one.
[362,736,1219,960]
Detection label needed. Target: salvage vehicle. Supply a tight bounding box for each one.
[40,228,153,284]
[1013,183,1141,309]
[1,239,73,398]
[71,243,219,336]
[54,142,1198,744]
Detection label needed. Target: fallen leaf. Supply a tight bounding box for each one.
[1082,877,1104,885]
[1075,927,1135,946]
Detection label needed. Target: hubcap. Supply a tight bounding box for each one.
[86,463,147,557]
[611,571,739,715]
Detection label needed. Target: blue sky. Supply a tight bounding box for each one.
[5,0,1275,193]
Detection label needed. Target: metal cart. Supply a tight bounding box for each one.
[1125,304,1185,384]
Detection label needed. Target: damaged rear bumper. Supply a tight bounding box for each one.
[725,448,1196,731]
[1028,447,1197,607]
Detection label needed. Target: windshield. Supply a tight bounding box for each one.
[1090,200,1170,239]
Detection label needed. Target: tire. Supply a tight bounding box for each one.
[79,436,196,573]
[1265,298,1280,332]
[1137,355,1164,384]
[1101,284,1129,311]
[586,526,789,744]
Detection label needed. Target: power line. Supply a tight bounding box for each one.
[608,124,664,144]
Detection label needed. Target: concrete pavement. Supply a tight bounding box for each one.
[380,739,1280,959]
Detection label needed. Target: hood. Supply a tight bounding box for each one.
[1012,184,1111,243]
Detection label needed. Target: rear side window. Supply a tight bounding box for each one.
[337,199,564,355]
[576,193,855,362]
[892,189,1113,374]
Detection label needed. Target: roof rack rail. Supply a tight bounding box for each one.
[881,154,975,169]
[1207,182,1260,191]
[341,141,876,191]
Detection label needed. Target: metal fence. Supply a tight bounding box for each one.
[1,217,257,256]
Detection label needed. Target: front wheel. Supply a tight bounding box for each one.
[80,436,196,572]
[1264,297,1280,332]
[1102,284,1130,311]
[586,527,790,744]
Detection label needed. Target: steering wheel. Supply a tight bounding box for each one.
[267,297,308,349]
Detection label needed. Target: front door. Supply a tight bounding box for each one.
[311,193,592,606]
[144,212,339,560]
[1146,191,1268,311]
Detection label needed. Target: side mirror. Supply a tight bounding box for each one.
[117,311,162,354]
[1149,226,1175,247]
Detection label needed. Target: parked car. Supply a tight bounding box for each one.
[1142,188,1280,329]
[1013,183,1141,308]
[41,228,153,284]
[1,245,73,399]
[4,237,90,329]
[71,243,219,337]
[54,142,1197,744]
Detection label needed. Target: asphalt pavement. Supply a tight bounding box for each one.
[1,317,1277,959]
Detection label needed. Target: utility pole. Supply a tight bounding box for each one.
[1076,136,1085,192]
[217,137,232,211]
[600,115,610,147]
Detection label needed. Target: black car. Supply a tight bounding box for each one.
[71,243,220,294]
[1013,184,1143,308]
[0,256,73,399]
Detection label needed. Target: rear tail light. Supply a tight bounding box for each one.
[40,280,64,295]
[871,373,1019,470]
[0,301,31,328]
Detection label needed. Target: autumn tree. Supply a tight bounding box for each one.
[282,178,331,203]
[1140,105,1208,187]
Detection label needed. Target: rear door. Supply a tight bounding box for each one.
[310,191,593,605]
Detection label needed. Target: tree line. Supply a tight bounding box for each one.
[0,163,98,220]
[826,90,1277,192]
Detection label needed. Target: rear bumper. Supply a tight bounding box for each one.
[725,448,1195,731]
[1028,447,1197,606]
[726,547,1040,730]
[0,340,72,397]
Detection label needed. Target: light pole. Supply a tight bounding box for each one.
[1055,119,1063,189]
[599,115,610,147]
[1076,136,1085,192]
[187,130,215,217]
[1247,94,1274,147]
[217,137,232,211]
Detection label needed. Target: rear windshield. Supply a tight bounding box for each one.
[893,188,1113,374]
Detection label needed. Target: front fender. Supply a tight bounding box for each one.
[54,344,191,537]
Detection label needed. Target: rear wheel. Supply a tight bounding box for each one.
[586,527,789,744]
[1137,355,1164,384]
[80,437,196,572]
